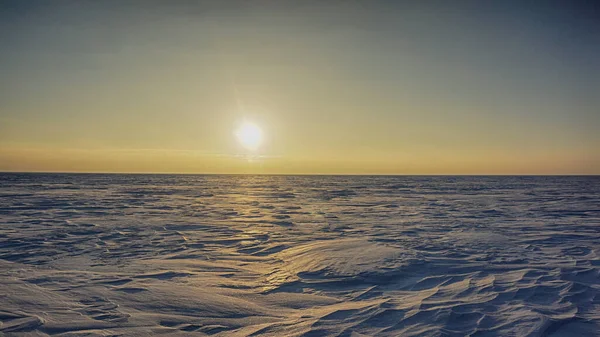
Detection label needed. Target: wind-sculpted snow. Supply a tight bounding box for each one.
[1,174,599,336]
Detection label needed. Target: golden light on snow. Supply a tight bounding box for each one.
[235,122,263,151]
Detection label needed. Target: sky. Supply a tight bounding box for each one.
[1,0,599,174]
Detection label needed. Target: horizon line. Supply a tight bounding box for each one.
[1,171,598,177]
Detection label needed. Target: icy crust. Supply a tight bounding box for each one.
[270,239,414,281]
[0,174,599,336]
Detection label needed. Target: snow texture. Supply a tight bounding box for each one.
[1,174,599,336]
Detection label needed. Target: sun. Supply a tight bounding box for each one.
[235,122,263,151]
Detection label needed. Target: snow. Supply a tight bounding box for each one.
[1,174,599,336]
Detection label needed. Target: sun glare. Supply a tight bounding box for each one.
[235,122,263,151]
